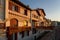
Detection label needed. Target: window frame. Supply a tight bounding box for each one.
[24,9,27,16]
[12,5,18,12]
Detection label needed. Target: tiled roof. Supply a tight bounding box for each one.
[37,8,46,16]
[11,0,32,10]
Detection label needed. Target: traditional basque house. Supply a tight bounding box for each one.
[6,0,32,40]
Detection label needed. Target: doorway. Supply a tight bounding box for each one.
[10,18,18,40]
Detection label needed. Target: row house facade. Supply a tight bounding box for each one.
[0,0,46,40]
[37,8,46,27]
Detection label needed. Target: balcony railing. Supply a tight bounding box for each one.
[32,15,39,19]
[39,26,54,30]
[6,26,31,35]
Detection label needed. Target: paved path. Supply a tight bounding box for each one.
[55,27,60,40]
[38,27,60,40]
[40,32,53,40]
[38,32,54,40]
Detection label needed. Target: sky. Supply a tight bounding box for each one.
[20,0,60,21]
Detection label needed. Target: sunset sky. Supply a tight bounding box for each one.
[20,0,60,21]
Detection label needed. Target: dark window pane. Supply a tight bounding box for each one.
[24,10,27,16]
[12,5,18,12]
[22,31,24,38]
[27,30,29,36]
[32,28,36,34]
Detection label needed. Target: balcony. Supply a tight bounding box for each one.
[32,14,39,19]
[39,26,54,30]
[6,26,31,35]
[32,14,39,21]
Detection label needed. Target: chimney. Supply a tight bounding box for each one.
[27,5,30,8]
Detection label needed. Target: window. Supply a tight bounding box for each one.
[21,31,24,38]
[32,28,36,34]
[41,22,44,26]
[24,10,27,16]
[26,21,28,26]
[32,14,38,19]
[24,31,29,36]
[34,15,38,19]
[23,21,28,26]
[12,5,18,12]
[26,30,29,36]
